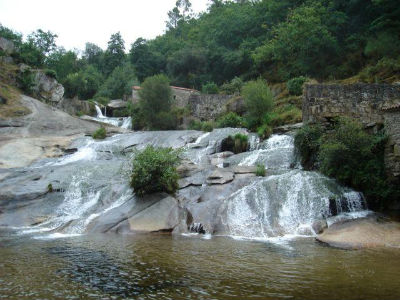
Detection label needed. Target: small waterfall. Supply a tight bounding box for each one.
[91,105,131,129]
[95,105,104,118]
[121,117,132,129]
[238,134,295,169]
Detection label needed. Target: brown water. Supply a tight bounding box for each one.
[0,233,399,300]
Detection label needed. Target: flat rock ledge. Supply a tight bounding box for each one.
[316,217,400,249]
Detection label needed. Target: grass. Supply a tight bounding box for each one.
[256,164,266,177]
[0,82,30,118]
[0,61,31,118]
[92,127,106,139]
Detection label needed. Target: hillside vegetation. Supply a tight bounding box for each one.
[1,0,399,102]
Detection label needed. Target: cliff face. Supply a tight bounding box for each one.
[303,83,400,181]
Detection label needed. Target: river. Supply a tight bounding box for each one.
[1,232,399,300]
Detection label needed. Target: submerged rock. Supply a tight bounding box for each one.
[312,219,328,234]
[316,217,400,249]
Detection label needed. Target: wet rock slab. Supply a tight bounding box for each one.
[317,217,400,249]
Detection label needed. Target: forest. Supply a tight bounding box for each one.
[1,0,399,101]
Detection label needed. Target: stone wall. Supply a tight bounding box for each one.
[303,83,400,180]
[131,85,244,121]
[187,94,244,121]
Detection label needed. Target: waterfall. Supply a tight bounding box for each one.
[91,105,131,129]
[95,105,104,118]
[218,134,368,239]
[121,117,132,129]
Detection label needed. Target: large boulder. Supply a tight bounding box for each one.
[88,193,182,234]
[126,195,180,232]
[0,37,15,54]
[316,216,400,249]
[33,71,64,103]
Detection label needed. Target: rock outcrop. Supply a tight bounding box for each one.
[316,216,400,249]
[0,37,15,54]
[0,95,121,168]
[33,71,65,103]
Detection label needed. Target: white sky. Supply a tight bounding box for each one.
[0,0,209,52]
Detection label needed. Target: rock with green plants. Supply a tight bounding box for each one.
[130,146,182,196]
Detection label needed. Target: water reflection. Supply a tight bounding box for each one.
[0,234,399,300]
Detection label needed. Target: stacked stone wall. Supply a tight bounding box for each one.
[303,83,400,180]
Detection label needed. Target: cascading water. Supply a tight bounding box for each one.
[218,134,368,240]
[85,105,132,129]
[2,129,369,241]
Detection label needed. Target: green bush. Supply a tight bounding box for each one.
[187,120,214,132]
[358,57,400,83]
[202,82,219,94]
[318,118,385,191]
[201,121,214,132]
[130,103,146,130]
[294,123,323,169]
[17,69,35,94]
[217,112,244,128]
[256,164,266,177]
[44,69,57,80]
[153,111,178,130]
[92,127,106,139]
[220,77,243,95]
[221,133,248,154]
[139,74,174,130]
[130,146,181,196]
[242,79,274,130]
[286,76,307,96]
[295,118,400,210]
[257,123,273,139]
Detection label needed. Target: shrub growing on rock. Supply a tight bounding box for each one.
[44,69,57,79]
[221,133,249,154]
[256,164,266,177]
[92,127,106,139]
[287,76,307,96]
[130,146,181,196]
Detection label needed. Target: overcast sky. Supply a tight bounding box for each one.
[0,0,209,52]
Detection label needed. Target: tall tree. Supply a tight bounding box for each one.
[83,42,103,67]
[27,29,58,56]
[103,32,126,76]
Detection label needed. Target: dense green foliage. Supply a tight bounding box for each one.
[124,0,399,87]
[221,133,249,154]
[2,0,399,104]
[188,120,214,132]
[294,123,323,169]
[138,74,176,130]
[242,79,274,130]
[201,82,219,94]
[130,146,181,196]
[92,127,107,139]
[287,76,307,96]
[216,112,244,128]
[295,119,400,210]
